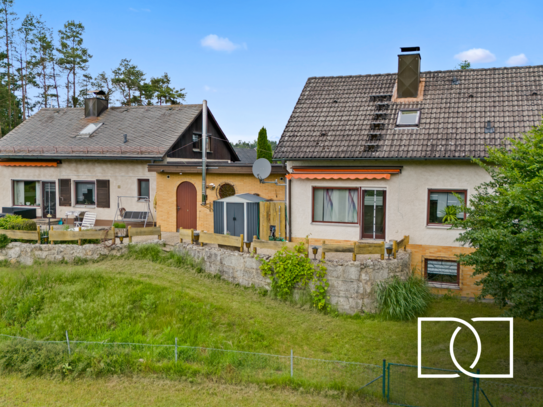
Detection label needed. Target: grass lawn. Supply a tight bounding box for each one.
[0,375,382,407]
[0,244,542,403]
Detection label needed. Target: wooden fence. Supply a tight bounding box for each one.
[128,226,162,243]
[49,228,115,245]
[259,201,286,240]
[252,236,309,257]
[0,227,41,242]
[199,231,244,252]
[321,236,410,261]
[179,228,194,244]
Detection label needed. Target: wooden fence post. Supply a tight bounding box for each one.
[380,242,384,260]
[78,227,82,246]
[404,236,409,251]
[112,227,116,245]
[37,225,41,244]
[253,235,258,255]
[128,226,132,243]
[321,240,326,260]
[240,234,244,252]
[158,225,161,241]
[190,229,194,244]
[304,238,309,258]
[179,227,183,243]
[393,240,398,259]
[352,242,357,262]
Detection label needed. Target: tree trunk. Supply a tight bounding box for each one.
[52,60,60,108]
[20,57,26,120]
[66,72,70,108]
[4,8,11,130]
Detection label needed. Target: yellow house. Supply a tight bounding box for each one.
[149,150,286,233]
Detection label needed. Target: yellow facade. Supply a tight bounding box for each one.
[155,172,286,233]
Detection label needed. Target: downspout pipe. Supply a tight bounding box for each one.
[201,100,208,205]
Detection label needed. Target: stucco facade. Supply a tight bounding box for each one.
[286,159,490,297]
[0,159,156,225]
[155,172,286,233]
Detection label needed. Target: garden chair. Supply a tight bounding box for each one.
[71,212,97,230]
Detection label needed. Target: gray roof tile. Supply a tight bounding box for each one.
[275,65,543,160]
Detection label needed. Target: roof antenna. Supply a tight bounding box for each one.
[123,134,128,143]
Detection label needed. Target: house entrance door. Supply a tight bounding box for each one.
[360,190,386,240]
[42,182,56,218]
[176,182,197,231]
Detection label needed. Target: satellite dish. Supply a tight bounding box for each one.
[252,158,272,180]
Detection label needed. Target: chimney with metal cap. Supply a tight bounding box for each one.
[397,47,421,98]
[84,90,109,118]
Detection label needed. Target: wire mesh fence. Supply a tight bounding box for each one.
[0,333,383,395]
[1,333,541,407]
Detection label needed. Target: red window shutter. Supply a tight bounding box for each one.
[58,179,71,207]
[96,180,110,208]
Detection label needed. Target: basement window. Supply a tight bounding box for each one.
[396,110,421,127]
[425,259,460,287]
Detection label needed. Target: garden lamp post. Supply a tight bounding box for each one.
[311,246,320,260]
[385,242,393,260]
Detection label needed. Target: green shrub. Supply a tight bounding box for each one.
[259,243,330,312]
[0,215,37,231]
[0,234,10,249]
[375,275,433,321]
[113,222,126,228]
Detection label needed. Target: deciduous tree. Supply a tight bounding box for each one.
[455,123,543,320]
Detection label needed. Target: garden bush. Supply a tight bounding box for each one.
[0,234,10,249]
[113,222,126,229]
[375,275,433,321]
[0,215,37,231]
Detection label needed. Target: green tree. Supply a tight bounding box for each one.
[150,73,185,105]
[458,60,471,70]
[0,0,18,130]
[33,18,57,108]
[112,58,145,106]
[0,78,21,135]
[91,71,114,100]
[57,20,91,107]
[16,12,38,119]
[256,127,273,162]
[455,123,543,320]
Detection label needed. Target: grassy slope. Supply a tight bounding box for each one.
[0,250,542,387]
[0,375,380,407]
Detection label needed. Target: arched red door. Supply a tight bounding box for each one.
[176,182,197,230]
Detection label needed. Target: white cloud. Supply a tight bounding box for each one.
[204,85,217,92]
[507,53,528,66]
[201,34,243,52]
[454,48,496,63]
[129,7,138,12]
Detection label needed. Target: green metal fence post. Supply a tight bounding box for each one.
[475,369,480,407]
[386,363,391,403]
[382,359,386,399]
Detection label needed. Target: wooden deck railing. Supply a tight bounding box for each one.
[49,228,115,245]
[128,226,161,243]
[199,232,244,252]
[251,236,309,257]
[0,227,41,242]
[321,236,410,261]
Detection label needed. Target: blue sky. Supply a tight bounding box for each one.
[19,0,543,142]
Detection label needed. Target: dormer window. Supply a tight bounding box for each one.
[396,110,421,127]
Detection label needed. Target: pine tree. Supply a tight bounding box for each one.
[256,126,273,162]
[16,12,38,120]
[57,20,91,107]
[0,0,17,130]
[112,58,145,106]
[33,18,55,109]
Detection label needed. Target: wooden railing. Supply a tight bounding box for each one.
[199,231,244,252]
[49,228,115,245]
[0,227,41,242]
[128,226,162,243]
[321,236,410,261]
[179,228,194,244]
[252,236,309,257]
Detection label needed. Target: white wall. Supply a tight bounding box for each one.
[0,159,156,222]
[287,159,491,247]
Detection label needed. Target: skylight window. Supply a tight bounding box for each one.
[396,110,420,127]
[77,123,103,137]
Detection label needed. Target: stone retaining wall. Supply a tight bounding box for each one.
[175,243,411,314]
[0,242,128,265]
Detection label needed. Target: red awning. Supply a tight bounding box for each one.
[0,162,57,167]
